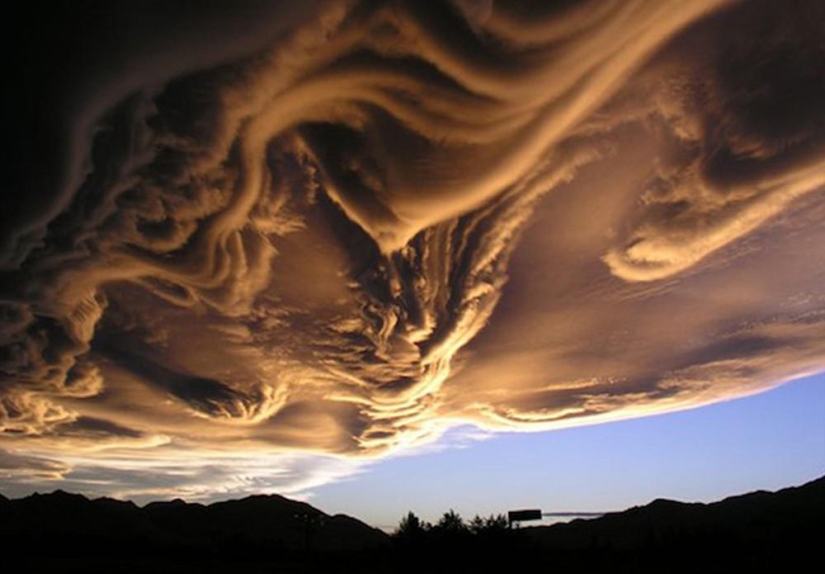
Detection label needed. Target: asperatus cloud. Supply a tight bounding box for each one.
[2,0,824,499]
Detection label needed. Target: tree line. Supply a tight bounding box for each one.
[394,509,510,539]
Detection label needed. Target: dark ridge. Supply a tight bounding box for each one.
[518,475,825,572]
[0,488,388,572]
[0,475,822,573]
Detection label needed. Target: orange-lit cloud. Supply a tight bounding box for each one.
[2,0,824,498]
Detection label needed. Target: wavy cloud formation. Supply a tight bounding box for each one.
[2,0,824,497]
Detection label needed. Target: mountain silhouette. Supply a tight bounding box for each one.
[520,475,824,572]
[1,475,821,573]
[1,489,388,572]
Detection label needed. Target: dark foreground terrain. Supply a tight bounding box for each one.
[1,475,822,573]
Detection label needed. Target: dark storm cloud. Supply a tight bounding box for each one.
[2,0,824,496]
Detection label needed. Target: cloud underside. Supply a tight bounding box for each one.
[2,0,824,497]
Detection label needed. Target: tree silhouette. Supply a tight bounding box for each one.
[395,511,427,538]
[435,509,465,533]
[469,513,509,534]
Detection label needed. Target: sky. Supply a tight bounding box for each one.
[312,371,825,529]
[2,0,824,528]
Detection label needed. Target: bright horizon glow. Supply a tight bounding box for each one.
[1,371,821,532]
[309,372,825,530]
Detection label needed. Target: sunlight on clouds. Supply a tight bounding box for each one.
[2,0,824,497]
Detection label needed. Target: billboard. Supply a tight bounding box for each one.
[507,509,542,523]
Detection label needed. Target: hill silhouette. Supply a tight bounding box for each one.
[520,475,824,572]
[1,475,821,573]
[1,489,388,573]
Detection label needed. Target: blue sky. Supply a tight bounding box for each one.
[311,373,825,530]
[3,1,825,524]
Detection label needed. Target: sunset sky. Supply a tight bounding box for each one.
[2,0,824,529]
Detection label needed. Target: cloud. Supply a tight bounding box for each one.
[0,450,71,482]
[2,0,824,497]
[0,446,362,504]
[603,0,825,281]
